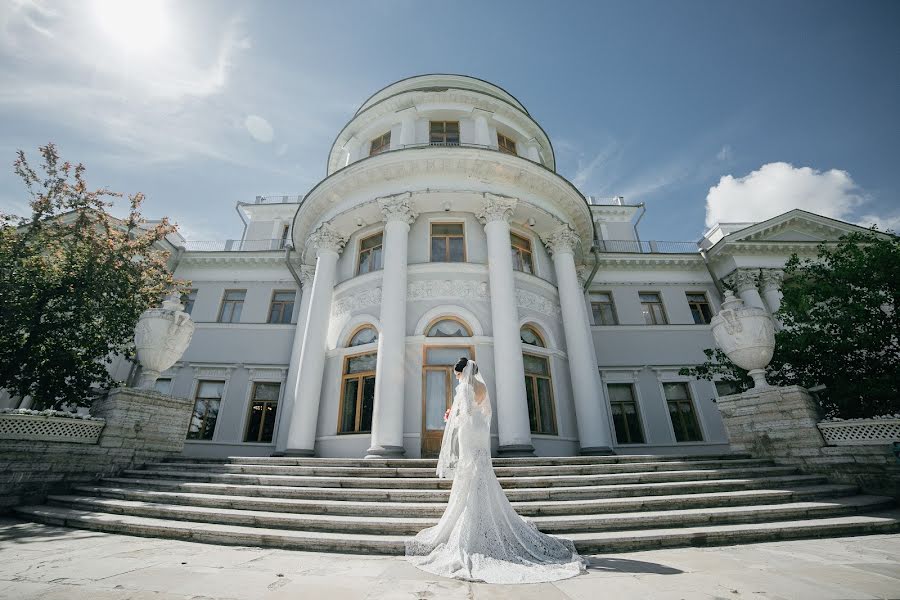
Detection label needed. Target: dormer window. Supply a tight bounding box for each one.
[369,132,391,156]
[497,133,517,155]
[430,121,459,146]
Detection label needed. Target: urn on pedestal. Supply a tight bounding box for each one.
[133,292,195,390]
[711,290,776,388]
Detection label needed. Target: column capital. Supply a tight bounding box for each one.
[299,265,316,287]
[542,225,580,256]
[307,222,347,256]
[477,193,518,224]
[378,192,417,224]
[759,269,784,292]
[724,269,759,293]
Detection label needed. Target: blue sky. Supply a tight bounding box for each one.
[1,0,898,243]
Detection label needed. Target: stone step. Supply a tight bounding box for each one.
[71,483,862,518]
[100,473,831,503]
[163,452,753,468]
[122,465,801,490]
[15,504,900,555]
[44,494,894,536]
[143,458,776,478]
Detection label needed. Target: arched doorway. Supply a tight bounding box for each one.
[421,317,474,457]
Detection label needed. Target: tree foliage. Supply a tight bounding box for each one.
[0,144,179,410]
[681,230,900,419]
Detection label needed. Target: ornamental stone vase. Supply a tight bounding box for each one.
[134,292,195,390]
[711,290,776,388]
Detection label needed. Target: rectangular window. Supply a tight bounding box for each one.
[607,383,644,444]
[510,232,534,274]
[663,382,703,442]
[338,353,377,433]
[523,354,557,435]
[369,131,391,156]
[217,289,246,323]
[590,292,618,325]
[244,382,280,443]
[181,289,197,316]
[497,132,517,155]
[429,121,460,146]
[430,223,466,262]
[639,292,668,325]
[357,232,384,275]
[268,290,296,324]
[153,377,172,395]
[686,292,713,325]
[280,224,290,244]
[187,380,224,440]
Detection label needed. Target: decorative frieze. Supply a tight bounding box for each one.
[476,193,518,224]
[515,289,561,318]
[407,279,489,301]
[332,286,383,317]
[378,192,417,224]
[542,225,580,256]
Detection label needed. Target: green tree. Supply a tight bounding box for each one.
[0,144,180,410]
[681,230,900,419]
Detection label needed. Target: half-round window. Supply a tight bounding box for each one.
[426,318,472,338]
[520,325,545,347]
[349,326,378,347]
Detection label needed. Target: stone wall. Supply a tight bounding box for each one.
[0,388,192,511]
[717,385,900,498]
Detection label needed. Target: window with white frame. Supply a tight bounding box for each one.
[187,380,224,440]
[639,292,668,325]
[663,382,703,442]
[686,292,713,325]
[590,292,618,325]
[607,383,644,444]
[244,381,280,443]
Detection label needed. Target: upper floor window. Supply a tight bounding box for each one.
[217,290,246,323]
[607,383,645,444]
[430,121,459,146]
[357,232,383,275]
[510,232,534,274]
[369,131,391,156]
[497,132,517,155]
[639,292,668,325]
[523,354,557,435]
[349,325,378,347]
[520,325,545,347]
[663,382,703,442]
[426,318,472,338]
[686,292,713,325]
[280,224,290,245]
[244,382,280,443]
[187,380,224,440]
[430,223,465,262]
[181,289,197,316]
[591,292,618,325]
[268,290,296,324]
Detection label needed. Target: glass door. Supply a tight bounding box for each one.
[421,346,472,457]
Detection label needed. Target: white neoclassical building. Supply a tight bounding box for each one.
[80,74,876,460]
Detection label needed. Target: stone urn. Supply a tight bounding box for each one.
[134,292,195,390]
[711,290,776,388]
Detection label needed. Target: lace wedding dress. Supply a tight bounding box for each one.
[405,361,586,584]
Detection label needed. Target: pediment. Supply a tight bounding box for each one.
[724,210,870,244]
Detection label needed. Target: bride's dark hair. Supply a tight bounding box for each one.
[454,357,478,374]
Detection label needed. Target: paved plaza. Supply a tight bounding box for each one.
[0,518,898,599]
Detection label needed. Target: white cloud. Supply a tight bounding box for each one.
[857,213,900,233]
[716,144,733,162]
[245,115,274,143]
[705,162,866,228]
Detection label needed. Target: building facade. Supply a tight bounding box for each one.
[105,75,871,460]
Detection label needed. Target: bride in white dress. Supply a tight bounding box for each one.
[405,357,586,584]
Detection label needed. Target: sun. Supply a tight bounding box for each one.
[92,0,171,55]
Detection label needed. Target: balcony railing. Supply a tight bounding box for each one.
[182,239,287,252]
[253,195,304,204]
[596,240,699,254]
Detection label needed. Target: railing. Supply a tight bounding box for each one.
[181,239,287,252]
[596,240,699,254]
[588,196,627,206]
[253,195,304,204]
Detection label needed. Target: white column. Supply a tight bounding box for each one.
[524,138,542,162]
[472,109,492,147]
[760,269,785,329]
[544,225,614,455]
[344,137,361,166]
[725,269,766,310]
[367,193,416,458]
[284,223,347,456]
[274,265,315,455]
[398,107,417,148]
[478,194,534,456]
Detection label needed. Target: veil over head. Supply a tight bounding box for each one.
[436,359,491,479]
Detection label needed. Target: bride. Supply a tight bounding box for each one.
[405,357,586,584]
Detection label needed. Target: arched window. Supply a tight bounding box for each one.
[426,318,472,338]
[349,326,378,347]
[520,325,545,347]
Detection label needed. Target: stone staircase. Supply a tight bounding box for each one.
[15,453,900,554]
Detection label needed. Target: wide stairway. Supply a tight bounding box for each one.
[15,453,900,554]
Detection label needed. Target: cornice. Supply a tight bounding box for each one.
[179,252,288,266]
[594,254,706,270]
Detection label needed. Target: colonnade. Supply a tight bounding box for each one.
[278,193,615,457]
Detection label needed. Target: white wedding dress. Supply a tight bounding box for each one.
[405,361,586,584]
